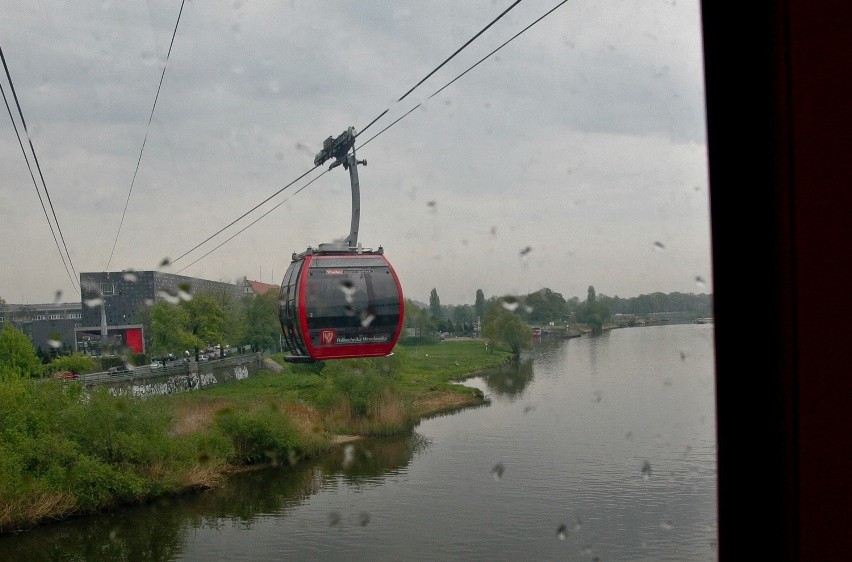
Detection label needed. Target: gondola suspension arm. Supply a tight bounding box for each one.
[314,126,366,250]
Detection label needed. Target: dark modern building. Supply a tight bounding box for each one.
[79,271,244,328]
[75,271,244,355]
[0,302,83,354]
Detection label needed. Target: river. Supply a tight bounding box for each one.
[0,324,717,561]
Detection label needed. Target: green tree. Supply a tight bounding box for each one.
[482,304,532,356]
[242,291,280,352]
[429,288,442,320]
[49,353,96,375]
[0,323,43,380]
[150,301,197,357]
[524,288,568,322]
[180,294,226,348]
[225,295,248,351]
[451,304,474,328]
[475,289,486,324]
[403,299,435,343]
[575,285,610,334]
[212,285,246,348]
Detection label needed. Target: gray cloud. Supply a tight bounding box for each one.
[0,0,711,305]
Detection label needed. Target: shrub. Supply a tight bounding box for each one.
[49,353,96,375]
[213,403,299,465]
[66,456,145,511]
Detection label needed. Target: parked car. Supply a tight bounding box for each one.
[149,361,163,369]
[52,370,79,380]
[107,365,130,375]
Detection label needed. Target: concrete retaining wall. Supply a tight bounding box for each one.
[104,354,264,398]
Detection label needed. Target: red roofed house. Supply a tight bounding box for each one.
[241,278,279,296]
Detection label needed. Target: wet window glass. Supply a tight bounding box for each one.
[0,1,714,560]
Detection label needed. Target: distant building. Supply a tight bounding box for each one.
[240,278,280,296]
[3,272,255,357]
[0,302,83,354]
[76,271,244,356]
[79,271,244,328]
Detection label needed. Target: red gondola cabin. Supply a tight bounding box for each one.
[279,248,404,362]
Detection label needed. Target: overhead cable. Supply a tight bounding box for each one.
[169,165,321,266]
[171,0,567,270]
[175,170,329,273]
[356,0,523,140]
[361,0,570,149]
[105,0,186,270]
[396,0,522,103]
[0,44,79,292]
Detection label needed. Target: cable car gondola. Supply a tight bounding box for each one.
[279,245,404,362]
[279,127,404,362]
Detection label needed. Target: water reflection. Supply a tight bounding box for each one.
[0,435,427,560]
[315,434,429,484]
[0,497,187,561]
[481,358,535,398]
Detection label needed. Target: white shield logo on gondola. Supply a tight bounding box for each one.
[321,330,336,345]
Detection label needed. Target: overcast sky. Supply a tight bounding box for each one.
[1,0,710,306]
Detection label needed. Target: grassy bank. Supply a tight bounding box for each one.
[0,340,511,533]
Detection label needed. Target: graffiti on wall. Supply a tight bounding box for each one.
[109,372,219,398]
[104,355,261,398]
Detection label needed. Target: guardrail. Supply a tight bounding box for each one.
[69,353,261,387]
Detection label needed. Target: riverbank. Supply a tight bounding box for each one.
[0,340,513,533]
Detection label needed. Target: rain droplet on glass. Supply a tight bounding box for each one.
[340,281,356,303]
[54,290,62,302]
[491,463,505,481]
[157,290,180,305]
[501,297,519,312]
[653,241,666,251]
[557,524,567,540]
[159,257,171,268]
[48,338,61,349]
[642,460,652,480]
[84,298,103,308]
[342,444,355,467]
[123,271,138,283]
[358,512,370,526]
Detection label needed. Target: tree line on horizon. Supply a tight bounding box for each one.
[406,286,714,340]
[408,284,713,353]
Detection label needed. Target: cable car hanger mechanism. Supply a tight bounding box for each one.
[304,126,376,256]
